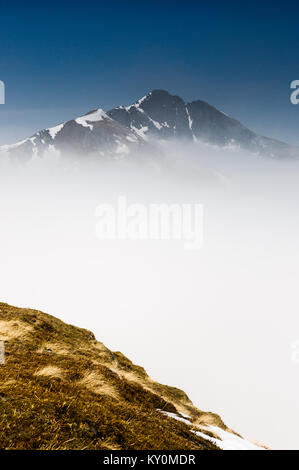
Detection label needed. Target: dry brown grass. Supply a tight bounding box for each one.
[37,341,70,356]
[0,301,224,450]
[193,412,227,428]
[0,319,33,341]
[79,371,119,399]
[35,365,65,380]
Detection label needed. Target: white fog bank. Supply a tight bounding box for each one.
[0,143,299,449]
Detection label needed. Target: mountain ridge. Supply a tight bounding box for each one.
[1,89,297,161]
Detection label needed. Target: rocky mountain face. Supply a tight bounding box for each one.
[108,90,297,158]
[107,90,192,140]
[0,302,265,450]
[1,89,296,161]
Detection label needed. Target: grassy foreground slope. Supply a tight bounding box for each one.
[0,302,246,450]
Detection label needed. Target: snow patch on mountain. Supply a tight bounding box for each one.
[75,108,110,130]
[131,125,149,140]
[1,138,28,150]
[47,123,65,139]
[158,409,265,450]
[158,410,192,426]
[118,94,149,112]
[194,426,265,451]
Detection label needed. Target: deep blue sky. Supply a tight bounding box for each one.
[0,0,299,145]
